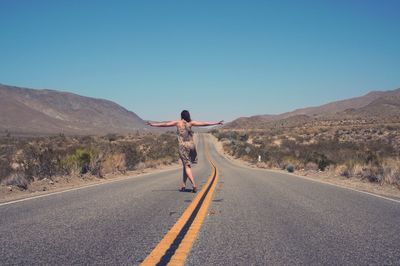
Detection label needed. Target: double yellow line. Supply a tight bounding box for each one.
[141,146,219,266]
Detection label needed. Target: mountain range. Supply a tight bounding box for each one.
[0,84,150,135]
[1,83,399,134]
[224,88,400,129]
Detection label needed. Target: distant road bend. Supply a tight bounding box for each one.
[1,134,399,265]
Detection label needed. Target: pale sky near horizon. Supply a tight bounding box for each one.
[1,0,399,122]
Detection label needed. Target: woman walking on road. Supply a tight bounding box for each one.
[147,110,223,193]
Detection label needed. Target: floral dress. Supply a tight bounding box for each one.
[177,121,198,166]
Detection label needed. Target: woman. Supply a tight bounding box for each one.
[147,110,223,193]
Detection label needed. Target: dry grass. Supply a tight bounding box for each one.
[382,158,400,186]
[212,122,400,188]
[0,132,179,190]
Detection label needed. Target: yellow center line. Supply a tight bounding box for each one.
[140,145,219,266]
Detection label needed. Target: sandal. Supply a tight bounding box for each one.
[179,187,186,192]
[192,187,197,193]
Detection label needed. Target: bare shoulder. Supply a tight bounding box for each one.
[188,120,202,127]
[176,120,185,128]
[166,120,180,127]
[188,121,198,127]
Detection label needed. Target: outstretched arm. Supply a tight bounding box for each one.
[147,120,179,127]
[189,120,224,127]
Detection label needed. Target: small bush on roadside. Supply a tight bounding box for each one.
[63,148,97,175]
[2,172,29,190]
[317,154,331,171]
[360,165,384,183]
[23,144,66,179]
[382,159,400,187]
[305,162,319,171]
[335,164,351,178]
[123,144,142,170]
[0,158,12,182]
[143,133,178,162]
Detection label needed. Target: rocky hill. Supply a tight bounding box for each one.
[225,88,400,129]
[0,84,151,135]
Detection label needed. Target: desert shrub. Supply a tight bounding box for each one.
[230,142,259,161]
[360,165,384,183]
[351,164,364,177]
[143,133,178,161]
[135,161,146,170]
[0,158,12,182]
[105,133,119,142]
[222,143,232,154]
[2,172,29,190]
[0,132,181,183]
[38,147,65,177]
[101,153,126,174]
[335,164,351,178]
[123,144,142,170]
[63,147,97,175]
[316,154,330,171]
[227,131,240,141]
[22,144,66,179]
[218,128,400,186]
[214,131,240,142]
[252,137,264,145]
[240,134,249,142]
[305,162,319,171]
[281,139,297,152]
[382,158,400,187]
[209,129,219,136]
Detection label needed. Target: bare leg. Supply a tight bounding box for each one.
[182,166,188,188]
[184,165,197,188]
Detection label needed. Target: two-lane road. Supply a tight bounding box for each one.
[1,134,399,265]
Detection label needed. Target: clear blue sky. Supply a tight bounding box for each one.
[1,0,399,122]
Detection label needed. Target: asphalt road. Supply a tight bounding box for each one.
[187,135,400,265]
[1,134,399,265]
[0,136,211,265]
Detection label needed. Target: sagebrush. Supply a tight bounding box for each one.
[0,133,179,189]
[212,125,400,187]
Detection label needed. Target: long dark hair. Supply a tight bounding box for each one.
[181,110,192,122]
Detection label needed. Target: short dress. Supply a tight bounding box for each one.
[177,122,198,166]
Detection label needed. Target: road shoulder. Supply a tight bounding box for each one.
[0,163,181,204]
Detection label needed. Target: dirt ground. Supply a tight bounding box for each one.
[210,135,400,200]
